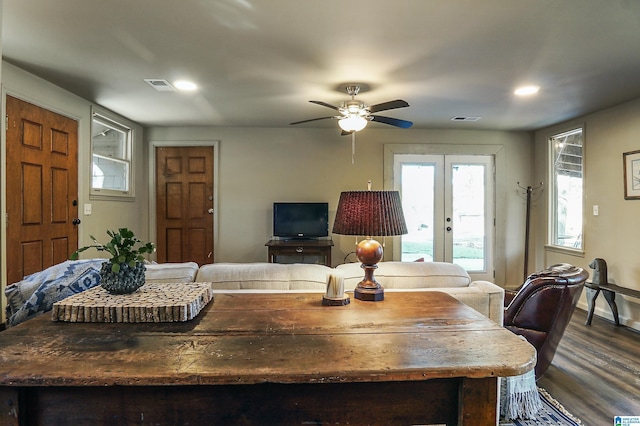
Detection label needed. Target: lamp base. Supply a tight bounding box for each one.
[354,285,384,301]
[354,263,384,301]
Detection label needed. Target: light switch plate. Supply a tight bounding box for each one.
[84,204,92,215]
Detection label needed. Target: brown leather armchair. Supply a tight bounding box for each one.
[503,263,588,379]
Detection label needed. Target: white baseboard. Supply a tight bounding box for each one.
[576,301,640,331]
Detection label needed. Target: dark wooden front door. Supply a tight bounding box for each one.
[155,146,214,265]
[6,95,79,285]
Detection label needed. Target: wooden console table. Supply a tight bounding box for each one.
[0,292,535,425]
[585,281,640,326]
[266,238,333,266]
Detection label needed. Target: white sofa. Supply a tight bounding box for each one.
[145,261,504,324]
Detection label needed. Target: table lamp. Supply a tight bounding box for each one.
[332,189,407,301]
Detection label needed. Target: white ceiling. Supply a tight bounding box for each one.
[3,0,640,131]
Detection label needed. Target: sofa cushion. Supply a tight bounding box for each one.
[145,262,200,284]
[336,261,471,289]
[196,263,331,291]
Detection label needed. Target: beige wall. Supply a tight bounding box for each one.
[533,98,640,330]
[146,126,533,286]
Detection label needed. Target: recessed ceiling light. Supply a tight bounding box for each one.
[514,85,540,96]
[173,80,198,91]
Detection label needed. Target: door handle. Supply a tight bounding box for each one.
[446,226,452,232]
[207,208,214,214]
[72,218,81,225]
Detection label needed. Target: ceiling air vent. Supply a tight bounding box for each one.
[144,79,176,92]
[450,116,482,122]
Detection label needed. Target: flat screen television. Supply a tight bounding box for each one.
[273,202,329,239]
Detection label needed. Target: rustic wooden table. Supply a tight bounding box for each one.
[0,291,535,425]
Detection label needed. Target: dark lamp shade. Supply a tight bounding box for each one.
[332,191,408,237]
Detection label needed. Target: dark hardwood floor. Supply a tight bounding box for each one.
[537,308,640,426]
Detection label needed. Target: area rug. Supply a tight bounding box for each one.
[500,388,583,426]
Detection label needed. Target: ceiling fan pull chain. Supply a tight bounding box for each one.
[352,132,356,164]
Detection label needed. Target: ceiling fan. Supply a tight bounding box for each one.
[290,85,413,133]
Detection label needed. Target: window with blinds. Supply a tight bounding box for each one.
[549,128,583,250]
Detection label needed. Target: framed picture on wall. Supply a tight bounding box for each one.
[623,150,640,199]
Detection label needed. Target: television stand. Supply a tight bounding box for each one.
[266,239,333,267]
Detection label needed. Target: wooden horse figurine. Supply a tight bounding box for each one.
[585,257,619,326]
[588,258,608,285]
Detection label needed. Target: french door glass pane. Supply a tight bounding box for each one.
[451,164,485,271]
[400,164,435,262]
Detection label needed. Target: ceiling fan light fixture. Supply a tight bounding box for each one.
[342,100,366,115]
[339,115,368,132]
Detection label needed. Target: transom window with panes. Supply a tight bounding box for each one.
[549,128,583,250]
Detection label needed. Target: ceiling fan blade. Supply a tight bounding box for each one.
[290,116,336,125]
[368,99,410,113]
[370,115,413,128]
[309,100,340,111]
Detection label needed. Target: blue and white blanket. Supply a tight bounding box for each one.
[5,259,105,327]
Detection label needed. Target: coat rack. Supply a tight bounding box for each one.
[518,182,543,281]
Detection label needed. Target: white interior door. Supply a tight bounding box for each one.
[394,154,495,281]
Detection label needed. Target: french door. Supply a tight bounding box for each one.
[394,154,494,281]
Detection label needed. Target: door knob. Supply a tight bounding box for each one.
[72,218,81,225]
[446,226,452,232]
[207,208,214,214]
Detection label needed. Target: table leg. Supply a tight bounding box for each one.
[585,288,600,325]
[602,289,620,326]
[0,388,20,426]
[459,377,498,425]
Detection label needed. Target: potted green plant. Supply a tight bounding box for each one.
[71,228,156,294]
